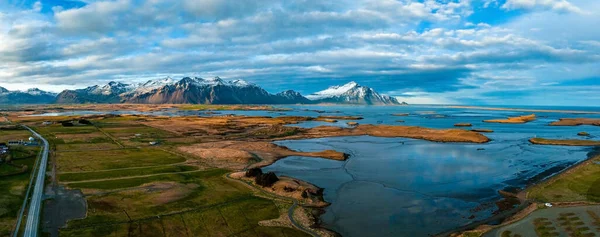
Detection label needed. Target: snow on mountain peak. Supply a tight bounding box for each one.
[140,77,175,88]
[231,79,253,87]
[26,88,44,95]
[88,81,132,95]
[306,81,363,100]
[205,77,225,84]
[305,81,400,105]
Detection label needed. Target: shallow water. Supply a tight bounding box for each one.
[259,105,600,236]
[264,136,594,236]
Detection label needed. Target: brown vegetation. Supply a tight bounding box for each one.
[178,141,349,169]
[529,138,600,146]
[484,114,536,124]
[138,115,491,144]
[231,171,328,207]
[454,123,472,127]
[316,115,363,120]
[550,118,600,126]
[289,124,490,143]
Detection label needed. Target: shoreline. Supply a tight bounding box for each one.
[447,105,600,114]
[446,151,600,237]
[226,171,337,236]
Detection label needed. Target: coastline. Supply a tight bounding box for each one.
[447,151,600,237]
[226,171,338,236]
[446,105,600,114]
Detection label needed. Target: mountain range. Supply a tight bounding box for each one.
[0,87,57,104]
[2,77,406,105]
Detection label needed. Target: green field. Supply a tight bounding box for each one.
[0,129,38,236]
[67,169,223,190]
[60,165,199,182]
[61,197,309,237]
[56,148,186,172]
[61,168,309,237]
[528,155,600,202]
[10,116,311,237]
[0,129,31,141]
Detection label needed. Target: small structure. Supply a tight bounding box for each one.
[0,142,8,155]
[24,137,38,146]
[8,140,22,145]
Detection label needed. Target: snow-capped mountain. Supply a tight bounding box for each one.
[54,77,309,104]
[307,81,403,105]
[0,87,56,104]
[84,81,133,96]
[50,77,404,105]
[123,77,176,97]
[122,77,284,104]
[55,81,133,103]
[274,90,311,104]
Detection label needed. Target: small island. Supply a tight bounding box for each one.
[454,123,473,127]
[529,137,600,146]
[484,114,536,124]
[550,118,600,126]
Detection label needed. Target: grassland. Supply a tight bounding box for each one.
[59,165,199,182]
[56,148,187,172]
[6,115,312,236]
[61,197,309,237]
[0,129,32,141]
[528,155,600,203]
[4,110,493,237]
[0,129,38,236]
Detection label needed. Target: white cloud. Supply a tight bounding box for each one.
[33,1,42,12]
[502,0,583,14]
[0,0,598,105]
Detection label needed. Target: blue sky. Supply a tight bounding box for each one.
[0,0,599,105]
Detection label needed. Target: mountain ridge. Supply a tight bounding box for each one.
[307,81,402,105]
[0,87,57,104]
[3,77,406,105]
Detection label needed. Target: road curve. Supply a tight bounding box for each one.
[22,126,49,237]
[287,200,320,237]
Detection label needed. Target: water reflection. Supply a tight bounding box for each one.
[264,136,589,236]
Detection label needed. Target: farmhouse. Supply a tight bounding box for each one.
[7,138,39,146]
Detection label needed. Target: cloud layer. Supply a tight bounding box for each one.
[0,0,598,105]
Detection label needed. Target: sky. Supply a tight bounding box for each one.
[0,0,599,105]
